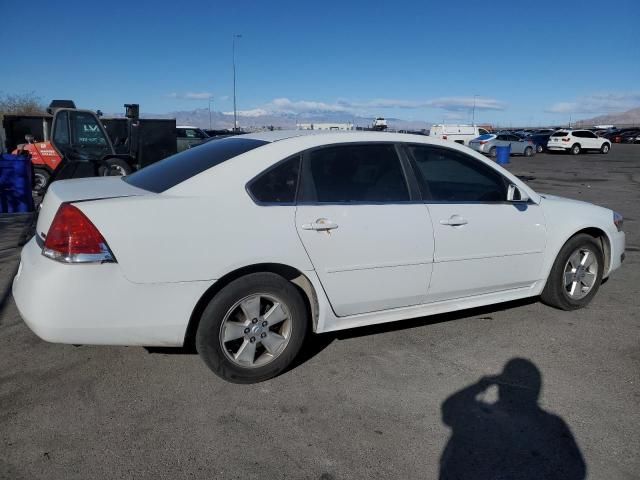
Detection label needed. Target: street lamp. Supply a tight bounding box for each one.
[208,96,214,130]
[232,34,242,132]
[472,94,479,126]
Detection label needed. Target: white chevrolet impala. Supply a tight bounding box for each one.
[13,131,625,383]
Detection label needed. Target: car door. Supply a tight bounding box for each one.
[295,143,435,317]
[582,131,599,149]
[507,134,526,154]
[405,144,546,302]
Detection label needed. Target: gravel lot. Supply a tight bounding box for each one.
[1,145,638,480]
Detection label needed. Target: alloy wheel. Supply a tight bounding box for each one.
[219,294,292,368]
[563,247,599,300]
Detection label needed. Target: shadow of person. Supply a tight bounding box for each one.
[439,358,586,480]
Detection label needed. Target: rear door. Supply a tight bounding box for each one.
[406,144,546,302]
[295,143,435,317]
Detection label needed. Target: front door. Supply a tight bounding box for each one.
[295,143,435,317]
[406,144,546,302]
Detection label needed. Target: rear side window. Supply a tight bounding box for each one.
[124,137,268,193]
[302,144,409,203]
[409,145,506,202]
[551,131,568,137]
[248,156,300,204]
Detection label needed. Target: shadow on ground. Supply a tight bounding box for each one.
[439,358,586,479]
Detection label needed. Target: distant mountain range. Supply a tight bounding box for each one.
[577,107,640,126]
[145,108,432,131]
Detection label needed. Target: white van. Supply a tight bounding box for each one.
[429,124,490,145]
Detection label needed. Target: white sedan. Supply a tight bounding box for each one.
[13,131,625,383]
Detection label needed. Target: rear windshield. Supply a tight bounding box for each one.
[551,131,568,137]
[124,137,268,193]
[475,134,494,140]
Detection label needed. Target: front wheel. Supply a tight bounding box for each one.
[196,273,309,383]
[600,143,610,154]
[541,233,604,310]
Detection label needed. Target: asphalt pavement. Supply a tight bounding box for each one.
[1,145,638,479]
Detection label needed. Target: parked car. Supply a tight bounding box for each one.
[429,124,490,145]
[547,130,611,154]
[13,131,625,383]
[176,126,209,152]
[529,133,554,153]
[469,133,536,157]
[620,130,640,144]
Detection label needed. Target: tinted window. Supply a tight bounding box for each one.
[583,131,597,138]
[496,135,508,141]
[70,112,107,146]
[409,146,506,202]
[124,137,268,193]
[52,111,70,145]
[249,156,300,204]
[551,131,568,137]
[304,144,409,203]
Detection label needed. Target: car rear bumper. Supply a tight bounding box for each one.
[546,143,569,151]
[468,143,488,153]
[12,238,213,346]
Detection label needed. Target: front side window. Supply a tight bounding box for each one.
[408,145,506,202]
[248,156,300,204]
[52,111,70,145]
[70,112,107,146]
[302,144,409,203]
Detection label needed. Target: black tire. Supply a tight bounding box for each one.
[536,144,544,153]
[99,158,132,177]
[33,167,50,194]
[570,143,581,155]
[196,273,308,383]
[541,233,604,311]
[600,142,610,154]
[489,146,497,158]
[524,146,534,157]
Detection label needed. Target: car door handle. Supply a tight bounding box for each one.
[440,215,468,226]
[302,218,339,231]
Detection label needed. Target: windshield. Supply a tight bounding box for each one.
[124,137,268,193]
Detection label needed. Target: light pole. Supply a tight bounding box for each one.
[208,96,214,130]
[232,34,242,132]
[472,94,479,126]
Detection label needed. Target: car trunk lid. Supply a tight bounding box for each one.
[36,177,150,240]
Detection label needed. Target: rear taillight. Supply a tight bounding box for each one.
[562,138,570,142]
[480,141,487,145]
[43,203,115,263]
[442,135,448,140]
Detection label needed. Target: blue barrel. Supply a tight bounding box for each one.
[0,154,34,213]
[496,145,511,165]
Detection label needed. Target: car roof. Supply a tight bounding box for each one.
[176,125,199,129]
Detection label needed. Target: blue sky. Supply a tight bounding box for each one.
[1,0,638,125]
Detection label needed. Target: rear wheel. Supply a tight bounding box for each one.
[489,146,497,158]
[196,273,308,383]
[536,144,544,153]
[524,146,534,157]
[600,143,610,154]
[99,158,132,177]
[541,233,604,310]
[33,168,50,194]
[570,144,581,155]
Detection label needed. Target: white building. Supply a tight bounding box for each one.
[296,123,354,131]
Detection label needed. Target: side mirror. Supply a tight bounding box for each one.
[507,183,529,202]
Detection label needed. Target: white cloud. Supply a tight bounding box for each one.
[222,96,505,117]
[167,92,213,100]
[546,92,640,114]
[426,97,506,112]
